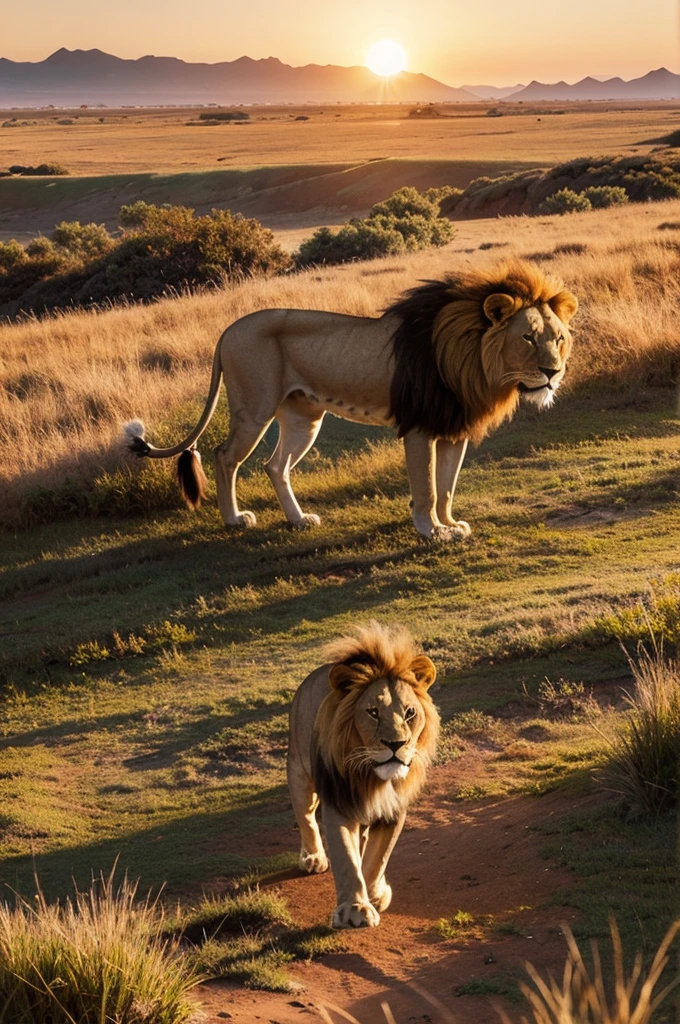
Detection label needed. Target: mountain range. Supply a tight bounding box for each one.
[509,68,680,101]
[0,50,678,107]
[0,49,477,106]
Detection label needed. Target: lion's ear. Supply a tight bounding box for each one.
[483,293,516,324]
[549,290,578,324]
[410,655,436,690]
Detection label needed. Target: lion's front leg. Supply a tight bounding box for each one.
[323,805,380,929]
[362,812,406,913]
[435,438,471,538]
[403,430,464,541]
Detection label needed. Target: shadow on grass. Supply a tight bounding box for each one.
[0,782,295,902]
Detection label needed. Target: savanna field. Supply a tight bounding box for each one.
[3,105,680,1022]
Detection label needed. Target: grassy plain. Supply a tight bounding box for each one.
[1,102,678,174]
[2,185,680,1015]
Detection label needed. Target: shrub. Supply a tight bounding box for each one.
[8,162,69,175]
[600,645,680,816]
[51,219,115,259]
[541,188,592,214]
[296,186,455,266]
[0,204,291,318]
[198,110,249,122]
[0,874,199,1024]
[582,185,629,208]
[298,220,406,265]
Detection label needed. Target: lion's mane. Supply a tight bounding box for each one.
[387,259,576,443]
[311,623,439,823]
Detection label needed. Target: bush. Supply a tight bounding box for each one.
[198,110,249,122]
[601,645,680,816]
[0,204,291,318]
[541,188,592,214]
[51,220,115,259]
[8,162,69,175]
[298,221,406,265]
[296,186,455,266]
[0,874,199,1024]
[582,185,629,208]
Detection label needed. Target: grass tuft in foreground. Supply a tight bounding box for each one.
[600,643,680,816]
[0,872,200,1024]
[502,918,680,1024]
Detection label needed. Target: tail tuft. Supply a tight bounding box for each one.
[123,420,150,457]
[177,448,208,510]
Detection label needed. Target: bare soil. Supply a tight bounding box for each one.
[197,765,593,1024]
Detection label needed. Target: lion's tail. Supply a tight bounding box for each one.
[123,334,223,509]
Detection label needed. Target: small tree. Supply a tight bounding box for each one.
[542,188,592,214]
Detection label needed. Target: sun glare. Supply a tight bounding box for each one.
[366,40,407,78]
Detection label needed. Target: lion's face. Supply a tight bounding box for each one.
[352,677,429,781]
[481,292,578,413]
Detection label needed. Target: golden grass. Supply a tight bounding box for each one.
[1,103,676,175]
[0,872,200,1024]
[507,920,680,1024]
[3,198,680,528]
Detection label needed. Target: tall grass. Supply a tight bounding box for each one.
[3,198,680,528]
[600,644,680,816]
[507,919,680,1024]
[0,873,200,1024]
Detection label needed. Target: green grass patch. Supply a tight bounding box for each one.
[456,973,523,1003]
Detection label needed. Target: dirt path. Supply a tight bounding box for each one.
[197,769,591,1024]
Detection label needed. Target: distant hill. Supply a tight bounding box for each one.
[462,84,524,100]
[509,68,680,101]
[0,48,478,106]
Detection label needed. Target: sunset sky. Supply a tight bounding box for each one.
[3,0,678,86]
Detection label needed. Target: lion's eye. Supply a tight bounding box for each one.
[366,707,380,720]
[404,707,416,722]
[522,333,536,344]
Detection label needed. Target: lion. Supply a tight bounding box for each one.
[125,259,578,540]
[287,622,440,928]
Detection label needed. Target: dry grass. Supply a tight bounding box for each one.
[0,872,200,1024]
[504,919,680,1024]
[600,643,680,816]
[0,102,675,175]
[3,198,680,528]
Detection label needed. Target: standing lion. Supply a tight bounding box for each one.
[125,259,577,540]
[287,622,439,928]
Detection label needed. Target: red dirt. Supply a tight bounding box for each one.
[196,765,595,1024]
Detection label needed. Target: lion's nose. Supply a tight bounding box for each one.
[384,739,406,753]
[539,366,559,381]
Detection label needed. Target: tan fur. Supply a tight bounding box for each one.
[125,259,577,541]
[287,622,440,928]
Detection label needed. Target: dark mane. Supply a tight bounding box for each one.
[386,278,468,440]
[384,260,574,442]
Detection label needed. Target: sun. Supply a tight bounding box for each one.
[366,40,407,78]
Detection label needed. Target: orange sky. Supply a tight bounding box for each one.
[3,0,678,86]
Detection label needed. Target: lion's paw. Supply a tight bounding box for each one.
[290,513,321,529]
[228,510,257,528]
[453,520,471,538]
[299,849,329,875]
[369,881,392,913]
[332,901,381,929]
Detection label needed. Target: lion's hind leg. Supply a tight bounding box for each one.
[214,416,272,528]
[265,396,325,527]
[287,757,329,875]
